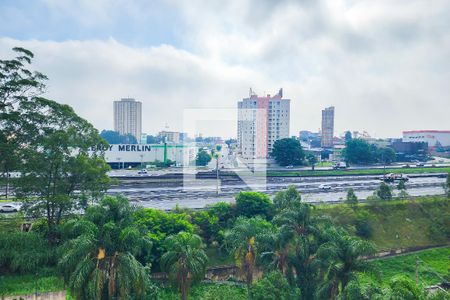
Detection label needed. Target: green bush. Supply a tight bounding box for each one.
[191,210,220,244]
[134,208,194,265]
[235,191,273,219]
[354,211,374,239]
[206,202,236,227]
[0,231,55,273]
[251,271,301,300]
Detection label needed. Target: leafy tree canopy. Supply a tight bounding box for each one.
[196,149,212,166]
[272,138,305,166]
[59,196,156,300]
[235,191,273,219]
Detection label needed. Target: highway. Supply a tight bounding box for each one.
[107,173,447,210]
[2,166,448,212]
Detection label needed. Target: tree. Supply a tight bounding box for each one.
[191,210,219,244]
[342,139,374,164]
[16,115,111,243]
[0,48,111,243]
[160,232,208,300]
[0,47,48,199]
[273,201,320,297]
[134,208,194,261]
[376,182,392,200]
[385,275,424,300]
[316,228,376,299]
[224,217,273,291]
[259,225,293,278]
[251,271,301,300]
[58,196,155,300]
[196,149,211,166]
[377,147,396,164]
[271,138,305,166]
[273,185,301,211]
[206,202,236,228]
[306,153,318,170]
[100,130,137,144]
[344,131,352,142]
[345,188,358,209]
[397,180,406,190]
[235,191,273,219]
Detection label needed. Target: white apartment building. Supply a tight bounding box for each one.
[237,89,290,159]
[113,98,142,140]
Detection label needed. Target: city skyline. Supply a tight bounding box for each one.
[1,1,449,138]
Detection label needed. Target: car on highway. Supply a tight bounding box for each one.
[401,164,411,168]
[137,169,148,175]
[415,162,425,167]
[0,204,19,213]
[319,184,332,190]
[285,165,294,169]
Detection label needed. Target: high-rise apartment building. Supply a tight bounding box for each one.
[321,106,335,148]
[113,98,142,140]
[237,89,290,159]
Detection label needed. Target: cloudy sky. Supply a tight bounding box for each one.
[1,0,449,138]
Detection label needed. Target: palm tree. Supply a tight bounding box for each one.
[160,232,208,300]
[223,216,273,291]
[273,201,323,297]
[260,227,291,276]
[58,195,154,300]
[274,201,315,238]
[316,227,376,299]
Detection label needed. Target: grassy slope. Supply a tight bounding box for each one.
[158,283,246,300]
[0,273,64,297]
[366,247,450,286]
[316,196,450,251]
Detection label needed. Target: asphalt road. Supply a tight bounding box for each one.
[2,171,447,212]
[108,173,446,210]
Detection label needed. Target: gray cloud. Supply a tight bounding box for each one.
[1,0,449,138]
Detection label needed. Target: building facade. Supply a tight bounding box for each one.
[403,130,450,149]
[90,144,198,168]
[113,98,142,140]
[237,89,290,159]
[321,106,335,148]
[158,131,182,143]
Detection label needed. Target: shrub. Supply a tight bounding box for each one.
[251,271,301,300]
[0,231,55,273]
[354,211,374,239]
[235,191,273,219]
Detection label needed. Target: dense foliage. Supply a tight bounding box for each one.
[235,191,273,219]
[59,196,156,300]
[343,138,396,165]
[196,149,212,166]
[161,232,208,300]
[271,138,305,166]
[0,47,111,243]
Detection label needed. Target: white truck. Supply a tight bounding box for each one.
[333,162,347,170]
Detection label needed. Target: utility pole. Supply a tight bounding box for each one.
[216,153,220,195]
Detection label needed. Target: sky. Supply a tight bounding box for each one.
[0,0,449,139]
